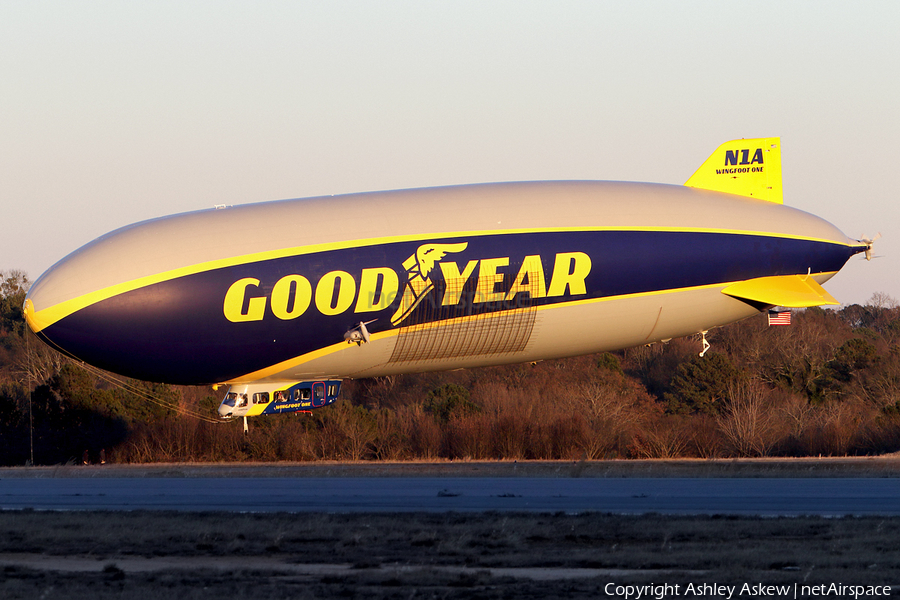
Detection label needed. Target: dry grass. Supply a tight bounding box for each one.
[2,509,900,598]
[3,460,900,597]
[5,456,900,480]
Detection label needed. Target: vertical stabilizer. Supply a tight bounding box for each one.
[685,137,782,203]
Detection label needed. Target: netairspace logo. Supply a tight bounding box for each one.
[603,582,893,599]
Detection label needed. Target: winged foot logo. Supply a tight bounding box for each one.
[390,243,468,326]
[222,242,592,327]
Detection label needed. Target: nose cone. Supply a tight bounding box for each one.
[19,206,250,384]
[24,252,219,384]
[21,223,212,382]
[24,256,114,365]
[24,269,63,336]
[23,257,91,352]
[23,298,39,335]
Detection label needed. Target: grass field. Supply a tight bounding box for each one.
[2,510,900,599]
[4,455,900,479]
[2,459,900,598]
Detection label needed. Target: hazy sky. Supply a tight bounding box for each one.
[2,1,897,306]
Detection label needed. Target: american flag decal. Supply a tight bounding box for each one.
[768,310,791,326]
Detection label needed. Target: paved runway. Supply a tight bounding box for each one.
[2,477,899,515]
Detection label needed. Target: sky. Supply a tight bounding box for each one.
[2,1,897,306]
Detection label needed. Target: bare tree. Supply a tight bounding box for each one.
[631,415,692,459]
[717,379,782,457]
[575,376,656,458]
[867,292,899,310]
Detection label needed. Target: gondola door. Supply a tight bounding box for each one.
[312,382,326,408]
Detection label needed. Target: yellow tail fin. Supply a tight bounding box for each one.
[721,274,839,308]
[685,137,782,204]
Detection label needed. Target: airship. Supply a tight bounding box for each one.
[24,138,872,422]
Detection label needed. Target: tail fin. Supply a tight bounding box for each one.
[722,274,839,308]
[685,137,782,204]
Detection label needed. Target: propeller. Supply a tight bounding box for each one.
[344,320,377,345]
[860,233,882,261]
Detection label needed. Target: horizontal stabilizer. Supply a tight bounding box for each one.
[685,138,782,204]
[722,275,839,307]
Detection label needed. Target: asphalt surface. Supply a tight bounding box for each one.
[2,476,899,515]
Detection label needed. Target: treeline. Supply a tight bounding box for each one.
[2,269,900,465]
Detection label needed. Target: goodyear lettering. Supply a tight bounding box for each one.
[439,260,479,306]
[270,275,312,320]
[315,271,356,315]
[223,248,592,324]
[223,278,266,322]
[505,255,547,301]
[724,147,764,166]
[547,252,591,296]
[475,257,509,302]
[355,267,399,312]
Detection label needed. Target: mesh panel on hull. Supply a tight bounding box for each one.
[388,273,540,364]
